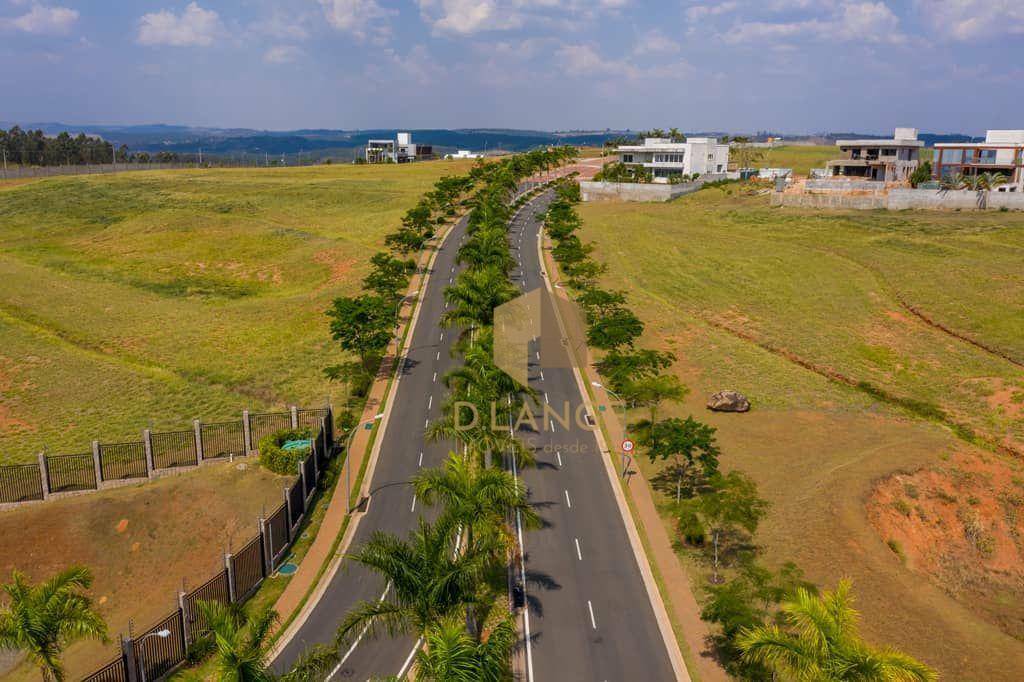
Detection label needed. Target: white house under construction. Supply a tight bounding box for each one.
[365,132,434,163]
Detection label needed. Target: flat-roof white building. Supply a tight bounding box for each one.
[934,130,1024,190]
[365,132,434,163]
[444,150,483,159]
[826,127,923,182]
[615,137,729,181]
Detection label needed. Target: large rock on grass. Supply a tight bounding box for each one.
[707,390,750,413]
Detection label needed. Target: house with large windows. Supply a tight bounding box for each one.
[825,128,923,182]
[933,130,1024,190]
[365,132,434,163]
[615,137,729,181]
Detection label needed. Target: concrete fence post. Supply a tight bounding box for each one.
[290,405,298,429]
[37,452,49,500]
[242,410,252,454]
[259,517,271,576]
[193,420,203,464]
[142,429,154,478]
[92,440,103,485]
[121,633,140,682]
[224,553,236,603]
[178,591,190,646]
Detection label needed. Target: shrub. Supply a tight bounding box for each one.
[892,498,912,517]
[259,427,313,475]
[886,538,906,564]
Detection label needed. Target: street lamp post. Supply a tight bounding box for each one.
[591,381,632,477]
[137,629,171,682]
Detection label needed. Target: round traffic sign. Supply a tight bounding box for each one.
[621,439,635,453]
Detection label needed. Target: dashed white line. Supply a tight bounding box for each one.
[436,351,440,360]
[411,494,417,512]
[424,418,429,428]
[540,370,545,381]
[587,601,597,630]
[427,395,433,409]
[432,372,437,382]
[564,490,572,508]
[418,451,424,466]
[556,451,562,467]
[575,538,583,561]
[544,392,549,404]
[549,419,555,432]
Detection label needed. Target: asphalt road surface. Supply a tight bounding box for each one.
[271,188,678,681]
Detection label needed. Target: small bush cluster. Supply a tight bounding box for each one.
[259,427,313,475]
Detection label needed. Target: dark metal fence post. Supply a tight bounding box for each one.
[92,440,103,485]
[290,405,298,429]
[259,517,271,576]
[143,429,154,478]
[37,452,50,500]
[193,420,203,464]
[299,460,308,499]
[242,410,252,454]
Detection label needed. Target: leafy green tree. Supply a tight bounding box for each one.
[738,580,937,681]
[414,617,516,682]
[638,416,718,501]
[586,307,644,350]
[363,252,415,300]
[622,373,687,424]
[326,294,394,374]
[594,348,676,394]
[908,160,932,188]
[0,567,108,682]
[685,471,768,582]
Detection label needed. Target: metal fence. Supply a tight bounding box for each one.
[79,409,335,681]
[0,406,329,507]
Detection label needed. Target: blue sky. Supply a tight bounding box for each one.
[1,0,1021,134]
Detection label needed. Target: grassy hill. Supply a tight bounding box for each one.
[0,160,475,463]
[577,186,1024,680]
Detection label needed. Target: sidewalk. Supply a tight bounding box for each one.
[267,213,464,644]
[542,239,729,682]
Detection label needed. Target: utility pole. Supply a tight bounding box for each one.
[198,147,203,165]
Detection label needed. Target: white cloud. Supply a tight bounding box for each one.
[557,43,693,82]
[137,2,222,47]
[264,44,302,63]
[685,2,738,22]
[2,3,78,35]
[724,2,903,45]
[915,0,1024,40]
[418,0,627,36]
[318,0,391,41]
[633,29,680,55]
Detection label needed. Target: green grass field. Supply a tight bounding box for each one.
[760,144,835,175]
[0,161,475,463]
[578,186,1024,680]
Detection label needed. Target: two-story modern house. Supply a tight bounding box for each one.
[365,132,434,163]
[825,128,923,182]
[933,130,1024,190]
[615,137,729,181]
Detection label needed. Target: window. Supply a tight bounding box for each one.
[621,154,634,163]
[881,148,896,156]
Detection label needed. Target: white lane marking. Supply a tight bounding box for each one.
[418,451,423,466]
[432,372,437,383]
[424,418,429,428]
[564,490,572,508]
[540,370,545,381]
[549,419,555,432]
[575,538,583,561]
[436,351,440,360]
[327,583,391,679]
[535,351,540,360]
[411,494,417,512]
[556,451,562,467]
[428,395,433,409]
[588,601,597,630]
[544,392,549,405]
[396,637,423,679]
[440,332,444,342]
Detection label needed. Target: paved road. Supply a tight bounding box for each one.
[508,191,678,681]
[271,214,472,679]
[272,188,678,681]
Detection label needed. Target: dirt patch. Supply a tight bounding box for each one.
[868,451,1024,640]
[0,462,286,680]
[313,249,357,293]
[885,309,911,323]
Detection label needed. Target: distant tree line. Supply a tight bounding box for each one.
[0,126,186,166]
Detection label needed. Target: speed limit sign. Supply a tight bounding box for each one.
[621,439,635,453]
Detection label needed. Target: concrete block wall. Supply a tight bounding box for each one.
[579,180,703,202]
[771,189,1024,211]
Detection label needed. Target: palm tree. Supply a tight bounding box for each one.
[0,567,108,682]
[737,580,937,681]
[457,228,515,273]
[441,267,516,332]
[668,127,682,142]
[412,452,541,550]
[335,519,492,646]
[414,617,516,682]
[196,601,276,682]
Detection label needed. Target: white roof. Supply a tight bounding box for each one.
[836,138,924,148]
[935,130,1024,148]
